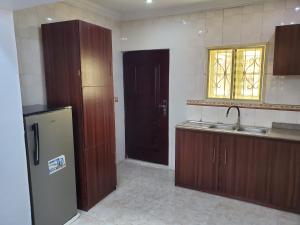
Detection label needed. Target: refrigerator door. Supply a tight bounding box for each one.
[24,108,77,225]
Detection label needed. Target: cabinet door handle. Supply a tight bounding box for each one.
[225,148,227,165]
[212,147,216,163]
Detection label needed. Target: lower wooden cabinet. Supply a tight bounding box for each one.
[269,141,298,210]
[197,132,218,191]
[175,130,198,188]
[175,128,300,214]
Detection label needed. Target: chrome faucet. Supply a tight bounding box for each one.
[226,106,241,130]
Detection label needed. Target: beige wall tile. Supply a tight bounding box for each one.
[264,0,286,12]
[241,13,262,43]
[204,17,223,46]
[222,14,242,45]
[224,7,242,17]
[285,0,300,9]
[242,4,263,14]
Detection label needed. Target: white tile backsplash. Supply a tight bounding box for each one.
[202,106,220,123]
[275,111,300,124]
[187,105,299,128]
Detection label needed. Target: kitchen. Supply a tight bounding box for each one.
[0,0,300,224]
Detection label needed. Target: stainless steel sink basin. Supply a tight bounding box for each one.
[181,121,269,135]
[184,121,212,129]
[209,124,236,131]
[237,126,269,134]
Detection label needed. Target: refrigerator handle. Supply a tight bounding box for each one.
[32,123,40,166]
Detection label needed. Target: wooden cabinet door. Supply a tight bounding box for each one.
[248,138,273,204]
[197,132,219,192]
[274,24,300,75]
[82,86,116,209]
[80,21,113,87]
[175,129,199,189]
[232,135,254,199]
[293,144,300,213]
[218,134,236,194]
[219,135,273,204]
[269,140,298,211]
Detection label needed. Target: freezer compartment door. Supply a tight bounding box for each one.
[25,108,77,225]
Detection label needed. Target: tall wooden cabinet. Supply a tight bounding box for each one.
[42,20,116,211]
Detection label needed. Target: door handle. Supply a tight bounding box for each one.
[158,99,168,116]
[32,123,40,166]
[212,147,216,163]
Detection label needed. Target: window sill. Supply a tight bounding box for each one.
[187,100,300,112]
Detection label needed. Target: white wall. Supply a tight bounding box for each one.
[0,9,31,225]
[13,2,126,163]
[121,0,300,169]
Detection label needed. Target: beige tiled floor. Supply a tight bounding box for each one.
[72,160,300,225]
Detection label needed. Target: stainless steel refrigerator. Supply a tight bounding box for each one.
[23,105,78,225]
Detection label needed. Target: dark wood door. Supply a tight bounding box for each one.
[123,50,169,165]
[175,129,199,188]
[274,24,300,75]
[197,132,219,192]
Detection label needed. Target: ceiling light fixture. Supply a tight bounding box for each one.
[47,17,54,22]
[295,6,300,12]
[290,21,295,25]
[146,0,152,4]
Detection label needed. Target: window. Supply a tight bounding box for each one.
[207,46,265,101]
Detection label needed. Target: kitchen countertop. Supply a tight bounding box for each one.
[176,121,300,142]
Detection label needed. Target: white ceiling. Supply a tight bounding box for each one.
[0,0,60,10]
[86,0,268,20]
[1,0,274,20]
[90,0,254,13]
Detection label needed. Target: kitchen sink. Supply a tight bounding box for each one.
[209,124,236,131]
[182,121,269,135]
[237,126,269,134]
[184,121,212,129]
